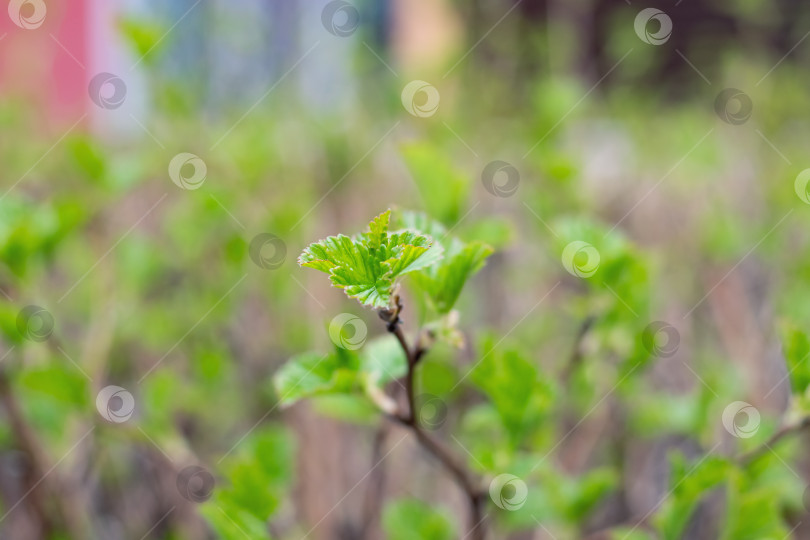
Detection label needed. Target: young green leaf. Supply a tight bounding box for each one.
[397,211,493,314]
[299,210,440,308]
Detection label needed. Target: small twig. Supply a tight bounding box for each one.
[360,422,390,539]
[736,415,810,464]
[378,297,486,540]
[561,315,596,385]
[0,369,86,538]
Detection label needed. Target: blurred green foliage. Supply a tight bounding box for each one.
[3,5,810,539]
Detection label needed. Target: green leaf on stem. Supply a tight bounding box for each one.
[397,211,493,314]
[299,210,440,309]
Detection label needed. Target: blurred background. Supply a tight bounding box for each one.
[3,0,810,538]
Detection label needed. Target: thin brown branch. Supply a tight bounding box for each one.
[736,415,810,465]
[360,422,390,539]
[561,314,596,385]
[0,369,86,539]
[379,299,486,540]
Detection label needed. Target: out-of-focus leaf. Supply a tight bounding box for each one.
[118,17,166,62]
[217,428,292,519]
[311,394,379,424]
[655,454,731,540]
[471,336,539,443]
[401,143,469,224]
[201,503,272,540]
[462,217,514,250]
[19,365,88,407]
[273,335,407,410]
[272,351,360,406]
[561,467,618,521]
[780,321,810,395]
[609,530,656,540]
[722,481,791,540]
[361,335,407,384]
[67,137,106,183]
[382,499,456,540]
[202,426,292,539]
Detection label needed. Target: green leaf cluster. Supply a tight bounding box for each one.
[299,210,440,309]
[397,211,493,314]
[201,427,293,540]
[299,209,492,313]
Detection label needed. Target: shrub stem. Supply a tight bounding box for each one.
[736,415,810,464]
[379,300,486,540]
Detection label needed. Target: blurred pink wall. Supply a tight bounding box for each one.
[0,0,89,128]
